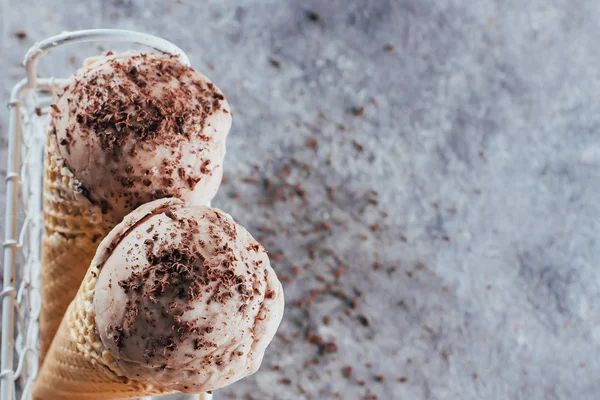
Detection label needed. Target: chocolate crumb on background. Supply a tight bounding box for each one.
[349,106,365,117]
[14,29,27,40]
[269,58,281,68]
[342,366,352,378]
[305,10,320,22]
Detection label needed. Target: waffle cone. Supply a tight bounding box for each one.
[33,256,172,399]
[39,132,112,360]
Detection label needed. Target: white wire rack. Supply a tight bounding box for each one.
[1,30,211,400]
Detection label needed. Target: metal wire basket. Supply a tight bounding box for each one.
[1,29,210,400]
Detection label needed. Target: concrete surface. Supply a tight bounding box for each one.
[1,1,600,399]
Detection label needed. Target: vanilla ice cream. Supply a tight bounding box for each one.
[51,51,232,224]
[92,198,284,393]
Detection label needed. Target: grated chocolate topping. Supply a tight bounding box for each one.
[109,206,256,364]
[61,53,224,156]
[52,52,230,219]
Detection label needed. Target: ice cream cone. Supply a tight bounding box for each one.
[35,197,284,399]
[39,133,112,360]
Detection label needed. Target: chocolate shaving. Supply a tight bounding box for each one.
[112,209,256,362]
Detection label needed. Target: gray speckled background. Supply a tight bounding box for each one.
[1,1,599,399]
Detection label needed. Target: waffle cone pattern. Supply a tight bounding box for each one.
[39,133,112,360]
[33,259,172,399]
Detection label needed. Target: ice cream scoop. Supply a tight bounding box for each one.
[92,198,284,392]
[51,51,232,224]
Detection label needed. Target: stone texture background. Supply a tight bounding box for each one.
[1,1,599,399]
